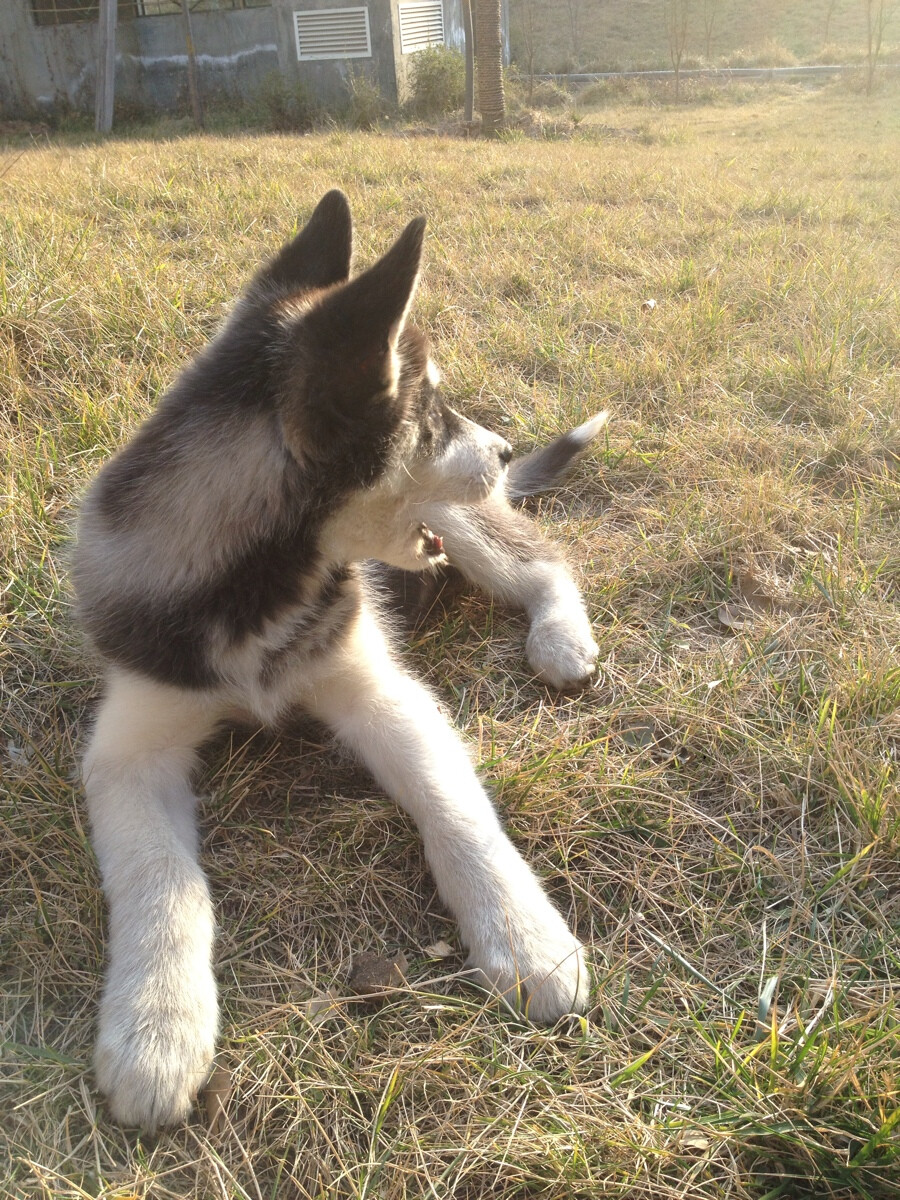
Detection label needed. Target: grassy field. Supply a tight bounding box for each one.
[2,81,899,1199]
[510,0,900,73]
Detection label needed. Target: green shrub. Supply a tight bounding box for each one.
[528,79,573,110]
[407,46,465,117]
[722,40,799,70]
[573,77,631,107]
[249,71,319,132]
[811,42,866,66]
[342,69,393,129]
[505,70,573,112]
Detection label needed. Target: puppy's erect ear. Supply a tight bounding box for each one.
[302,215,426,395]
[257,189,353,291]
[278,216,426,469]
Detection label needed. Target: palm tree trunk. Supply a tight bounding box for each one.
[475,0,505,136]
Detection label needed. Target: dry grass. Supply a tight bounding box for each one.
[2,83,899,1198]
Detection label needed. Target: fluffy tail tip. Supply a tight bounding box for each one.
[506,409,611,501]
[571,410,611,445]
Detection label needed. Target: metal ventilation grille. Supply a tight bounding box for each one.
[293,7,372,61]
[398,1,445,55]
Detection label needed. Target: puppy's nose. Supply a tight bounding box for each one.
[498,442,513,466]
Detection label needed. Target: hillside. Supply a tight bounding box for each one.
[509,0,900,73]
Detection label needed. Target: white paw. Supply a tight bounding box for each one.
[466,910,590,1023]
[95,973,218,1129]
[526,610,599,690]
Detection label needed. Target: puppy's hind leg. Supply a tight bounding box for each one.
[82,669,223,1128]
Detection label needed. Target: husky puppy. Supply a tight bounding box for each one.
[73,190,607,1129]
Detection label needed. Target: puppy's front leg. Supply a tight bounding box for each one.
[303,610,589,1020]
[83,671,222,1128]
[418,497,599,689]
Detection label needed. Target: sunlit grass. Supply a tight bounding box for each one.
[1,83,898,1198]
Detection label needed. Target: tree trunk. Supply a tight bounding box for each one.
[475,0,505,136]
[823,0,838,43]
[864,0,888,97]
[179,0,204,128]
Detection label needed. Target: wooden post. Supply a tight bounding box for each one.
[463,0,475,124]
[94,0,117,133]
[179,0,205,128]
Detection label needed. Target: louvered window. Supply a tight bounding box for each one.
[398,1,444,54]
[293,7,372,61]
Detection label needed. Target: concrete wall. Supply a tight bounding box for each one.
[121,9,279,112]
[0,2,279,116]
[272,0,495,109]
[0,1,102,113]
[270,0,397,107]
[0,0,507,119]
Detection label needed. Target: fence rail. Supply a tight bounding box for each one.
[535,63,900,84]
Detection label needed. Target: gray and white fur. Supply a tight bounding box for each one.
[73,190,608,1128]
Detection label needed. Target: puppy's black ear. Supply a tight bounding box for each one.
[303,215,426,394]
[257,189,353,291]
[278,217,426,469]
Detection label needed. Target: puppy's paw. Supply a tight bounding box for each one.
[467,915,590,1023]
[526,610,599,690]
[414,522,449,570]
[95,975,218,1129]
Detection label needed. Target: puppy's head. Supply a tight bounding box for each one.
[255,191,512,569]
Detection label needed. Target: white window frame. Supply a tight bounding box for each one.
[398,0,445,55]
[293,6,372,62]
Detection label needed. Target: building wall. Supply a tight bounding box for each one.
[0,0,507,119]
[0,3,279,116]
[270,0,398,107]
[0,1,103,113]
[122,9,279,112]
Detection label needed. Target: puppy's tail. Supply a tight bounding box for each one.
[506,411,609,502]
